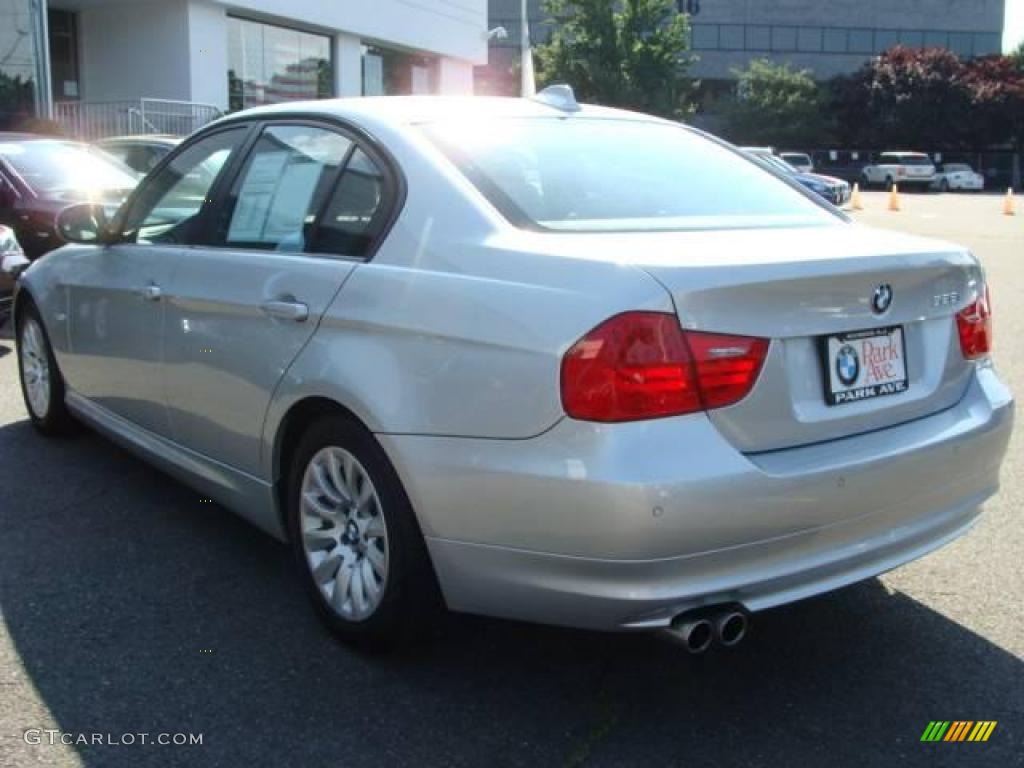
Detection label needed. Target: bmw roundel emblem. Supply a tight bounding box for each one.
[872,283,893,315]
[836,344,860,386]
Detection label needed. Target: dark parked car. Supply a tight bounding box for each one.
[95,134,181,175]
[743,149,851,206]
[0,224,29,326]
[0,133,139,259]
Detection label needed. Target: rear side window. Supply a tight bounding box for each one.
[309,149,388,258]
[220,125,353,251]
[423,118,835,232]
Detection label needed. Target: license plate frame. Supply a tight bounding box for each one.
[819,325,909,407]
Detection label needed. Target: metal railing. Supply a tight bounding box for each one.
[53,98,223,140]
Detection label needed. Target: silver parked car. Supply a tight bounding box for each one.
[14,91,1013,651]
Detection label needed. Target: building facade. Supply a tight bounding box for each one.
[480,0,1006,92]
[687,0,1005,80]
[1,0,487,133]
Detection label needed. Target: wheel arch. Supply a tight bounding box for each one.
[12,282,39,332]
[272,396,395,540]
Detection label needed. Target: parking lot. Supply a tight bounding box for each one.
[0,191,1021,767]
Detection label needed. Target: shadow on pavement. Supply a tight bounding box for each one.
[1,419,1021,768]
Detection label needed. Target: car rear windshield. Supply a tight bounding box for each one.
[0,140,139,195]
[422,119,836,232]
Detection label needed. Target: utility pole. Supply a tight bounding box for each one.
[520,0,535,97]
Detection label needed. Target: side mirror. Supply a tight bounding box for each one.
[55,202,112,245]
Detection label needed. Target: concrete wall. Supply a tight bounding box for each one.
[186,0,228,107]
[78,0,192,102]
[437,57,475,94]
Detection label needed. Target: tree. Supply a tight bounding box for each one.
[535,0,696,119]
[1010,40,1024,72]
[829,47,973,148]
[717,59,827,147]
[964,55,1024,151]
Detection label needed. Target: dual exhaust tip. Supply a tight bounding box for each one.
[661,606,749,653]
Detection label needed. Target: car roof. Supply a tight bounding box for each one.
[209,96,668,131]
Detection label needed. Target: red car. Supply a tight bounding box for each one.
[0,133,139,259]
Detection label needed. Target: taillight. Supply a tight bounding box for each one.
[957,286,992,360]
[560,312,769,422]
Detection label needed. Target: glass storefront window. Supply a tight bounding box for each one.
[0,0,44,123]
[227,16,332,112]
[361,45,437,96]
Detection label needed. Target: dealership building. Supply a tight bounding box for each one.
[482,0,1006,90]
[0,0,487,136]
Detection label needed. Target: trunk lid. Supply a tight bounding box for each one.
[532,222,978,450]
[604,224,980,452]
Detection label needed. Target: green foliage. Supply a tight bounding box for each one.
[829,46,1024,150]
[829,47,972,148]
[535,0,696,119]
[1010,41,1024,74]
[717,59,826,147]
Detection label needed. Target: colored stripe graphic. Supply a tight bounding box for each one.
[921,721,996,742]
[945,721,972,741]
[968,722,997,742]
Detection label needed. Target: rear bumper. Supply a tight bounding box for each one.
[381,367,1013,631]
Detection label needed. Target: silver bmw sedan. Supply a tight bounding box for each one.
[14,90,1013,651]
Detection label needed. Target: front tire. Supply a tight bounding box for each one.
[939,179,949,193]
[286,414,439,649]
[17,303,75,435]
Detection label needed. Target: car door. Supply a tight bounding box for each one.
[161,121,393,476]
[61,126,250,436]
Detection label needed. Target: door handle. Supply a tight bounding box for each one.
[260,300,309,322]
[141,283,162,301]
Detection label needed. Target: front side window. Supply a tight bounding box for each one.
[121,128,246,245]
[220,125,353,251]
[424,119,837,232]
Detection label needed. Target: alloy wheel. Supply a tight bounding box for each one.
[299,446,389,621]
[20,318,51,419]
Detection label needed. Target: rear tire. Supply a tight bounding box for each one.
[16,302,76,435]
[939,179,949,193]
[884,176,894,191]
[285,414,441,650]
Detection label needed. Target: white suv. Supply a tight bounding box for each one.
[861,152,937,190]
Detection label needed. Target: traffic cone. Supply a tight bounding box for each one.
[851,183,863,210]
[888,183,900,211]
[1003,188,1016,216]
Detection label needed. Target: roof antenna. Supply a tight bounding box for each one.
[533,84,581,113]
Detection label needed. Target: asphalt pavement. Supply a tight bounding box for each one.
[0,190,1021,767]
